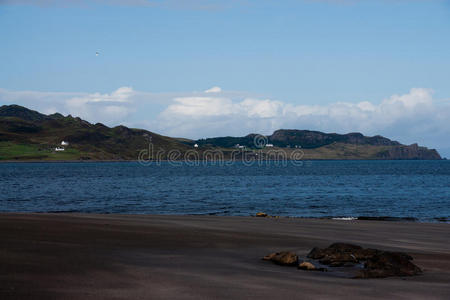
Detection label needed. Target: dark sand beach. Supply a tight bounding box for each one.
[1,213,449,299]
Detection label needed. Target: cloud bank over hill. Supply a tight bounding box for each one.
[1,86,449,156]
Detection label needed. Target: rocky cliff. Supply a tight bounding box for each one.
[375,143,441,160]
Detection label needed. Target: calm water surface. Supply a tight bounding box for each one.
[0,161,449,222]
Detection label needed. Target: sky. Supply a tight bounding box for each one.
[1,0,450,156]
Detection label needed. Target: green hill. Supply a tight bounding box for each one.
[0,105,190,161]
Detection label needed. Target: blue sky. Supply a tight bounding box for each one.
[1,0,450,156]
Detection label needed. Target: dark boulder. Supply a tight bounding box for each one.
[307,243,421,278]
[356,251,422,278]
[307,243,362,265]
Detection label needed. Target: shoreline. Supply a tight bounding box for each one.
[1,212,447,224]
[1,213,449,299]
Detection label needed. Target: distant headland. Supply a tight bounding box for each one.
[0,104,441,161]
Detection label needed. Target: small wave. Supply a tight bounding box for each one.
[331,217,357,221]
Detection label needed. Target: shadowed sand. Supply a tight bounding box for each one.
[1,214,449,299]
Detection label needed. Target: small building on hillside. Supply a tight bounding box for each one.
[55,147,65,152]
[61,141,69,146]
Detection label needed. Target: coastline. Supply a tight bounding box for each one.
[1,213,449,299]
[0,158,446,163]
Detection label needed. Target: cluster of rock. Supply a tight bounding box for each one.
[262,243,422,279]
[262,251,327,271]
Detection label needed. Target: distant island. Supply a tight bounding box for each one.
[0,104,441,161]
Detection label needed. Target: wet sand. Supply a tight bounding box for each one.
[0,213,449,299]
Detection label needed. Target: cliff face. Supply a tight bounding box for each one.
[376,144,441,160]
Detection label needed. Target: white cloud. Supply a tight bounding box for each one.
[66,86,133,108]
[240,98,284,118]
[166,96,234,117]
[158,87,438,133]
[204,86,222,93]
[64,87,135,124]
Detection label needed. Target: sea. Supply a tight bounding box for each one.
[0,160,449,223]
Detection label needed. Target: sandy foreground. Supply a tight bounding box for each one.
[0,214,449,299]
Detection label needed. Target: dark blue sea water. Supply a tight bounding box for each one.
[0,161,449,222]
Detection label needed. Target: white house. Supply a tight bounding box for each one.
[61,141,69,146]
[194,144,199,148]
[265,143,274,147]
[55,147,65,151]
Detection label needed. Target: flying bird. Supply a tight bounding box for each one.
[96,51,99,56]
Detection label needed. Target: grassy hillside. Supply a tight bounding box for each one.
[0,141,81,160]
[0,105,190,161]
